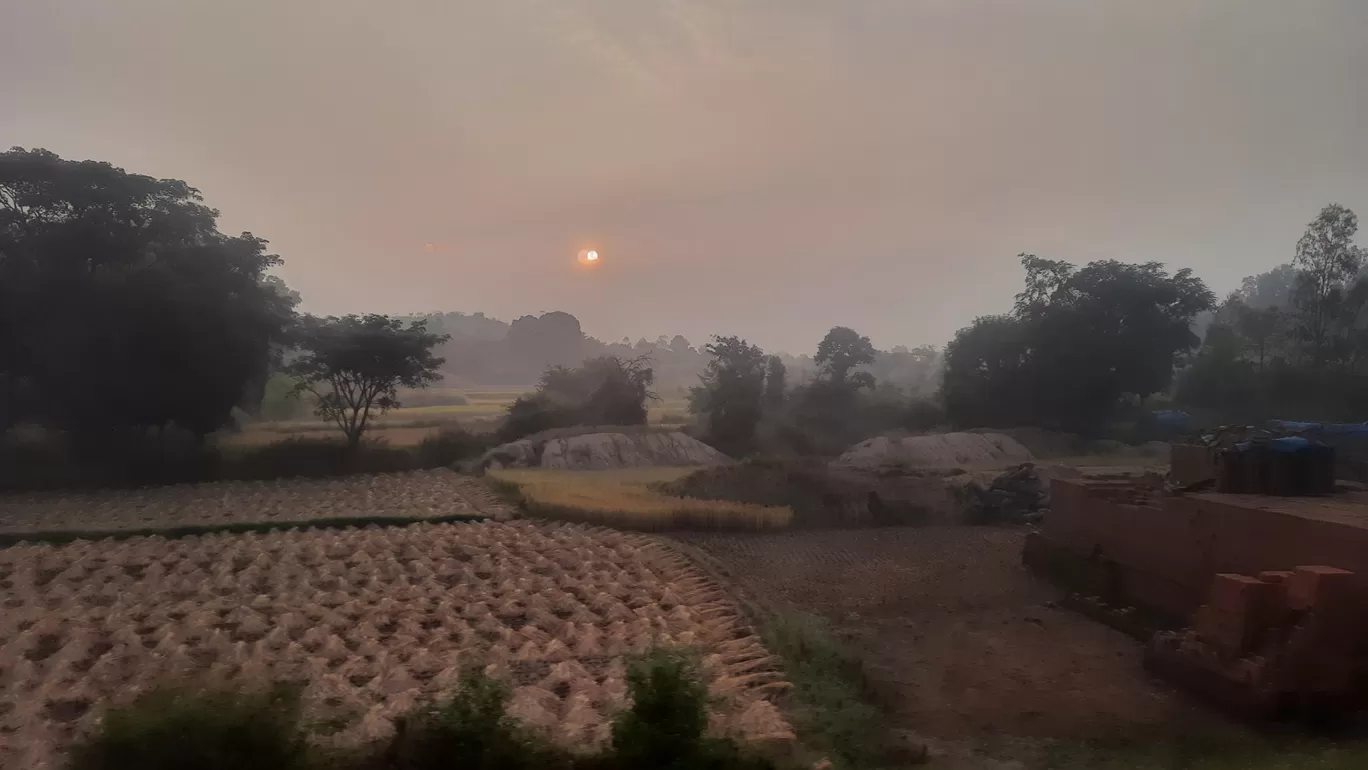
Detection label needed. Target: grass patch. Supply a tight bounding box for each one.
[488,468,793,531]
[758,612,904,770]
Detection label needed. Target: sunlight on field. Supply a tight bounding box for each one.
[490,467,792,532]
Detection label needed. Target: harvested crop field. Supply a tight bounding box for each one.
[672,527,1219,760]
[0,521,790,769]
[0,470,502,540]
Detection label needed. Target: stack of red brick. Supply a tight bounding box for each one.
[1146,566,1368,718]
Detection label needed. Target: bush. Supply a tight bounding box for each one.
[500,357,656,443]
[609,649,777,770]
[65,684,310,770]
[413,427,490,468]
[64,652,783,770]
[384,669,565,770]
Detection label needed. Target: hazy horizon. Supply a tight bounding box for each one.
[4,0,1366,352]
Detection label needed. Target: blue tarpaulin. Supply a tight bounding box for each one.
[1268,420,1368,435]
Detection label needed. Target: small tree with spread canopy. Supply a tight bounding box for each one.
[287,314,448,448]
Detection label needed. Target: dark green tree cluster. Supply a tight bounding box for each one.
[1177,203,1368,420]
[0,148,452,484]
[500,355,657,441]
[942,254,1216,433]
[688,336,769,456]
[690,327,944,457]
[0,148,297,439]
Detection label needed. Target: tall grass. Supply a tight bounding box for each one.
[489,468,793,531]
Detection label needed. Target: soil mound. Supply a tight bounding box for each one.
[833,431,1034,471]
[473,429,731,472]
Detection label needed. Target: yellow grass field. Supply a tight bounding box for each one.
[489,468,792,532]
[230,388,693,447]
[0,521,793,768]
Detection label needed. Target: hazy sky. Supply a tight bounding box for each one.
[3,1,1366,352]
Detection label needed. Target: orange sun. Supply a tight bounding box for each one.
[576,248,602,266]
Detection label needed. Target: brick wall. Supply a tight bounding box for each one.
[1034,479,1368,617]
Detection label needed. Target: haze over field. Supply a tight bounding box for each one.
[3,1,1366,350]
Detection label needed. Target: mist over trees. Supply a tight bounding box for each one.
[1176,204,1368,422]
[405,310,945,394]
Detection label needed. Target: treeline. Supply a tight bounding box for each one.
[0,148,466,486]
[1177,204,1368,422]
[935,203,1368,436]
[405,309,942,392]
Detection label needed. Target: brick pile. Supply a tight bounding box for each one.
[1145,566,1368,719]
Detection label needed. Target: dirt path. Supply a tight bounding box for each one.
[672,527,1218,765]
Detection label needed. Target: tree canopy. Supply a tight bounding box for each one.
[943,254,1215,433]
[0,147,297,437]
[287,315,448,447]
[688,336,767,456]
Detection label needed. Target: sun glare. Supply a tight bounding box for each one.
[576,248,602,266]
[587,250,598,261]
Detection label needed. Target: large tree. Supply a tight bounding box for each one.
[287,315,448,448]
[943,254,1214,433]
[688,336,767,456]
[1291,204,1366,368]
[814,326,877,388]
[0,147,297,436]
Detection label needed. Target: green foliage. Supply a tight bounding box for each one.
[1173,205,1368,422]
[763,356,788,408]
[64,656,783,770]
[943,255,1215,434]
[759,613,894,770]
[287,315,449,448]
[1291,203,1367,368]
[413,426,490,467]
[0,147,298,438]
[385,669,564,770]
[610,649,776,770]
[690,337,768,457]
[65,684,310,770]
[941,314,1036,430]
[813,327,876,388]
[499,356,656,442]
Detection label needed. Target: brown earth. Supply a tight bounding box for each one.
[670,527,1223,765]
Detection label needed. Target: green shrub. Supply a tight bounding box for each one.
[609,649,777,770]
[759,613,892,770]
[384,668,568,770]
[65,684,310,770]
[413,427,490,468]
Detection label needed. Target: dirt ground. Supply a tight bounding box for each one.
[671,527,1220,765]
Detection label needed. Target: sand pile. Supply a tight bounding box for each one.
[833,432,1034,471]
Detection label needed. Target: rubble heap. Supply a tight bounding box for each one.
[962,463,1049,524]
